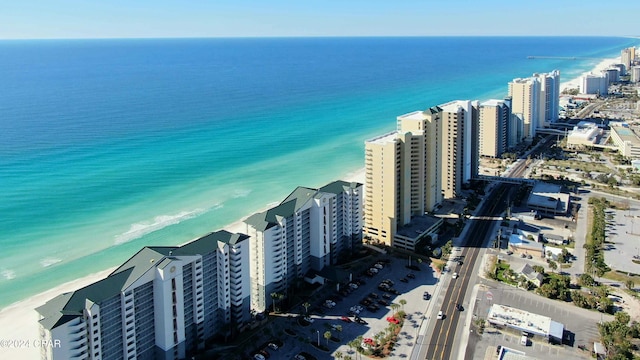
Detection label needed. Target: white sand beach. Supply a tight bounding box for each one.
[0,169,366,359]
[560,56,622,92]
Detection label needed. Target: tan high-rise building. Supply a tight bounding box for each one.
[363,101,476,247]
[479,98,511,158]
[509,78,539,141]
[439,100,474,199]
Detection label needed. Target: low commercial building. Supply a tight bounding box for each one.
[487,304,565,343]
[566,121,602,149]
[393,214,443,251]
[609,123,640,159]
[527,182,570,216]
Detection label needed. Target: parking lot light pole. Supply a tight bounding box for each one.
[316,330,320,347]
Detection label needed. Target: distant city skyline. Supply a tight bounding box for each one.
[2,0,639,39]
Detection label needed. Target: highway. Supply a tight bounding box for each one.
[421,184,512,360]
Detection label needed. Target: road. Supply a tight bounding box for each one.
[414,184,513,360]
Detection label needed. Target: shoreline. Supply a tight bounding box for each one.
[0,51,621,358]
[0,168,366,359]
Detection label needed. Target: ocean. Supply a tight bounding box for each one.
[0,36,638,309]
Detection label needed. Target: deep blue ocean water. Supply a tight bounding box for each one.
[0,36,638,308]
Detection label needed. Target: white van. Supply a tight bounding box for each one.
[520,335,528,346]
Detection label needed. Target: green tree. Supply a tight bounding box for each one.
[302,301,311,314]
[270,292,284,313]
[390,303,400,316]
[334,324,342,339]
[625,279,635,291]
[578,273,595,287]
[324,330,332,347]
[615,311,631,325]
[548,260,557,273]
[532,265,545,274]
[335,351,343,359]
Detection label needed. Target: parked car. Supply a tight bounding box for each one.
[527,254,533,259]
[382,279,395,286]
[303,316,314,323]
[340,316,352,323]
[374,263,384,270]
[386,316,400,324]
[400,278,409,283]
[377,299,389,306]
[423,291,430,300]
[382,293,392,300]
[268,343,279,351]
[506,250,513,255]
[369,292,379,298]
[407,273,416,279]
[254,354,265,360]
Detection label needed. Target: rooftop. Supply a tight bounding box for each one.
[366,131,398,145]
[481,99,504,107]
[395,214,443,239]
[488,304,564,340]
[611,125,640,146]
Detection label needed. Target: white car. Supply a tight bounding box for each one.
[452,272,458,279]
[303,316,314,323]
[374,263,384,269]
[437,311,444,320]
[349,283,358,289]
[253,354,265,360]
[268,343,278,350]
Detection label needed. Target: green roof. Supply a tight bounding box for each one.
[37,231,249,330]
[245,186,317,231]
[318,180,362,195]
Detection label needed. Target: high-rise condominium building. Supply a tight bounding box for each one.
[363,102,474,248]
[479,98,511,158]
[509,77,540,141]
[535,70,560,127]
[439,100,474,199]
[244,180,362,312]
[37,230,251,360]
[621,48,632,74]
[580,73,608,96]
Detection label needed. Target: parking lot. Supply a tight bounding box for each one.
[248,254,440,360]
[468,279,612,360]
[603,207,640,275]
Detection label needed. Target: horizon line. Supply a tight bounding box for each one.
[1,34,639,41]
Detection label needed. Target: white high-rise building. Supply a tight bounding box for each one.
[535,70,561,127]
[580,73,608,96]
[37,230,251,360]
[244,181,362,312]
[631,66,640,83]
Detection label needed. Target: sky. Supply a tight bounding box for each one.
[1,0,638,39]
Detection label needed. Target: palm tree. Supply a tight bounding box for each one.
[344,356,353,360]
[390,303,400,316]
[270,292,283,313]
[335,351,343,359]
[302,301,311,314]
[324,330,332,347]
[625,279,635,291]
[334,324,343,339]
[399,299,407,311]
[548,260,558,273]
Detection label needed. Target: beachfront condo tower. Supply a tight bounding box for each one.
[479,98,512,158]
[363,103,476,249]
[37,230,251,360]
[439,100,475,199]
[535,70,561,127]
[244,180,362,312]
[509,77,540,141]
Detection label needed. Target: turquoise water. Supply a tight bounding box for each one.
[0,37,638,308]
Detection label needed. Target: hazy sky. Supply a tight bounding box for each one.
[2,0,638,39]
